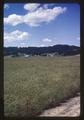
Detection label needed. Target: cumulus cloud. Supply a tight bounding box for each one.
[24,3,40,11]
[4,5,67,27]
[23,7,67,26]
[4,30,30,42]
[4,14,23,26]
[42,38,52,42]
[4,4,9,9]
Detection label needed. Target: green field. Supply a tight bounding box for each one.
[4,56,80,117]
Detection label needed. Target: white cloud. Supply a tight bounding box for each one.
[4,4,9,9]
[23,6,67,26]
[77,37,80,40]
[39,44,45,47]
[38,44,54,47]
[24,3,40,11]
[4,14,23,26]
[43,4,48,9]
[4,30,30,42]
[4,5,67,27]
[42,38,52,42]
[18,42,29,47]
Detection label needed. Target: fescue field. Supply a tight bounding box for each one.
[4,56,80,117]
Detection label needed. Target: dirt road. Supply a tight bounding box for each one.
[40,93,80,117]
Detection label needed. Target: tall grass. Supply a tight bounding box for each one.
[4,56,80,117]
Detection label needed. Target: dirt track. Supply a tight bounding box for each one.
[40,93,80,117]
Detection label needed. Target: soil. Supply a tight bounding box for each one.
[39,93,80,117]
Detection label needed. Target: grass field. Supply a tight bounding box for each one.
[4,56,80,117]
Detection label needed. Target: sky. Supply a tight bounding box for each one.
[4,3,80,47]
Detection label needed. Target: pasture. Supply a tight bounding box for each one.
[4,56,80,117]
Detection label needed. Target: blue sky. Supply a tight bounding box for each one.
[4,3,80,47]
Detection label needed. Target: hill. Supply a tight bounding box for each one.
[4,44,80,56]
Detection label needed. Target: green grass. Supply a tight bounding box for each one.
[4,56,80,117]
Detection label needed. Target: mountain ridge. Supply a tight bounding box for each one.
[4,44,80,56]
